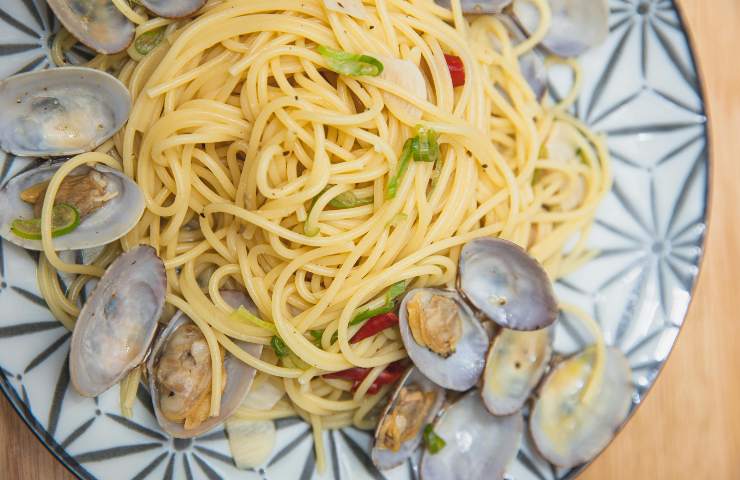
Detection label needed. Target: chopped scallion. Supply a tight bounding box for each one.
[329,191,373,209]
[412,126,439,163]
[423,424,446,454]
[231,306,277,334]
[134,27,165,56]
[350,281,406,326]
[317,45,383,77]
[271,336,290,357]
[385,138,414,199]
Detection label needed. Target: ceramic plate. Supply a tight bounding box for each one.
[0,1,708,479]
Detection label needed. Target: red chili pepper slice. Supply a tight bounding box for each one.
[444,54,465,87]
[323,361,408,395]
[322,367,371,381]
[350,312,399,344]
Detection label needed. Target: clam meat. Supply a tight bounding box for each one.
[0,163,145,251]
[148,290,262,438]
[372,368,445,470]
[399,288,488,391]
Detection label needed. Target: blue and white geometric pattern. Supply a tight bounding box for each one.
[0,0,708,479]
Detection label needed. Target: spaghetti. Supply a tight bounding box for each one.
[39,0,610,471]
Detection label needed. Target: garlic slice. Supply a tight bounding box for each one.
[226,418,277,469]
[377,56,427,122]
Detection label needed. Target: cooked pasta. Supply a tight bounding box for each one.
[38,0,610,471]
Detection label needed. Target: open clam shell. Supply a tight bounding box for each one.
[420,391,523,480]
[458,238,557,331]
[530,346,633,468]
[371,367,445,470]
[148,290,262,438]
[399,288,489,391]
[70,246,166,397]
[47,0,134,54]
[482,327,553,415]
[139,0,206,18]
[0,67,131,157]
[0,163,145,251]
[512,0,609,58]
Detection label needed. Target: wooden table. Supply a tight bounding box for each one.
[2,0,739,478]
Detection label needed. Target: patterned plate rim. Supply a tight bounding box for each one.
[0,1,712,479]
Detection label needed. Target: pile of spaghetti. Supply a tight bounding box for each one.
[41,0,609,470]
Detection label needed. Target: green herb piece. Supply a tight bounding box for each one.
[231,306,277,334]
[11,203,80,240]
[271,336,290,357]
[317,45,384,77]
[309,329,324,346]
[329,191,373,209]
[576,147,589,165]
[385,280,406,303]
[385,138,414,199]
[350,281,406,326]
[134,27,165,56]
[423,424,446,454]
[412,126,439,163]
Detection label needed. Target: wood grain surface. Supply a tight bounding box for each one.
[1,0,738,478]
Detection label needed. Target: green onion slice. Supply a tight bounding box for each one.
[317,45,384,77]
[412,126,440,163]
[385,138,414,199]
[329,191,373,209]
[231,306,277,334]
[11,203,80,240]
[350,280,406,326]
[423,424,446,454]
[271,336,290,357]
[134,27,166,56]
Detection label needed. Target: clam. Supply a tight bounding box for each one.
[138,0,207,18]
[530,346,633,468]
[372,367,445,470]
[420,391,523,480]
[70,246,166,397]
[436,0,511,14]
[47,0,135,54]
[398,288,488,391]
[0,163,145,251]
[458,238,557,331]
[148,290,262,438]
[0,67,131,157]
[495,15,547,99]
[482,327,553,415]
[512,0,609,57]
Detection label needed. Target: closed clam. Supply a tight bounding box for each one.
[70,246,166,397]
[0,67,130,157]
[398,288,489,391]
[420,391,523,480]
[0,163,145,251]
[47,0,135,54]
[148,290,262,438]
[372,367,445,470]
[513,0,609,57]
[139,0,206,18]
[458,238,557,331]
